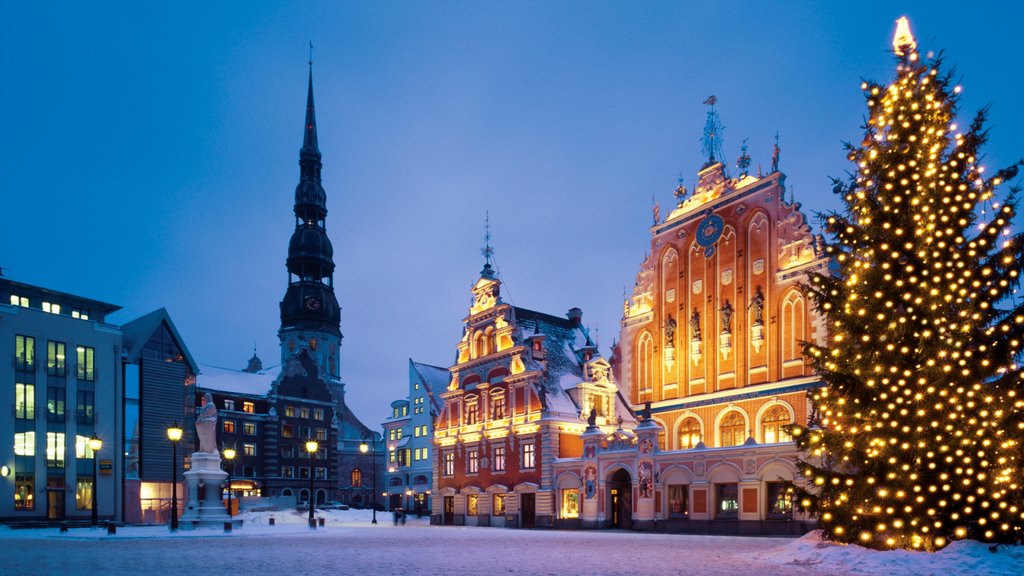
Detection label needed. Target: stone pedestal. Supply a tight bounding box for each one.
[179,451,237,529]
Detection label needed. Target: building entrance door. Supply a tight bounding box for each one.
[443,496,454,525]
[520,493,535,528]
[47,490,65,520]
[608,469,632,529]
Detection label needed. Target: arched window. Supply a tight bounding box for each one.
[636,332,654,402]
[719,411,745,447]
[485,327,497,355]
[761,405,792,444]
[781,291,805,362]
[678,417,701,450]
[474,332,486,358]
[465,395,480,425]
[351,468,363,487]
[389,477,403,486]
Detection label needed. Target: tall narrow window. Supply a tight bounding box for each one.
[76,477,94,510]
[492,393,506,420]
[636,332,654,402]
[521,443,536,469]
[465,397,480,425]
[15,335,34,372]
[716,484,739,518]
[76,346,95,381]
[15,382,35,419]
[76,389,94,424]
[668,484,688,518]
[243,443,256,456]
[351,468,362,487]
[492,446,506,472]
[46,432,66,468]
[47,385,65,422]
[466,449,479,474]
[47,341,66,377]
[467,494,479,516]
[443,452,455,476]
[15,475,34,510]
[492,493,506,515]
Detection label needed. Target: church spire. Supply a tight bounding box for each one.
[480,211,497,280]
[301,56,321,158]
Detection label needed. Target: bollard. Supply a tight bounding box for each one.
[59,522,68,533]
[268,517,275,526]
[318,517,325,527]
[308,518,317,529]
[107,523,117,535]
[224,521,232,533]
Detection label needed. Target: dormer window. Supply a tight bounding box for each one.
[532,340,542,352]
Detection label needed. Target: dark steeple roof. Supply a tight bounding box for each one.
[301,64,321,159]
[280,62,341,339]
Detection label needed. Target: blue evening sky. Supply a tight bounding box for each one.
[2,1,1021,423]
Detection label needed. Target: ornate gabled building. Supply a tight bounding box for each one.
[592,119,828,533]
[432,254,633,528]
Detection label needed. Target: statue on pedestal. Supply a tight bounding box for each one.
[195,393,218,454]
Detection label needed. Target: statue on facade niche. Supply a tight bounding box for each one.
[770,132,781,173]
[690,308,702,341]
[195,392,218,454]
[664,314,676,347]
[640,401,651,421]
[749,287,765,325]
[587,407,597,427]
[719,300,734,333]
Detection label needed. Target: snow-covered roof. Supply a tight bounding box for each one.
[197,363,279,396]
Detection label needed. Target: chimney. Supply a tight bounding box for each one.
[567,307,583,326]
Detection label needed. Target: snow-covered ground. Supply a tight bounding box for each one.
[1,509,1020,576]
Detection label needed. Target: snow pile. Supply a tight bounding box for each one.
[758,530,1024,576]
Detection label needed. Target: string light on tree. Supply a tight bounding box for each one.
[788,16,1024,552]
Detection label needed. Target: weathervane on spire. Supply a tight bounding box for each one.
[892,16,916,57]
[482,211,494,266]
[701,96,725,165]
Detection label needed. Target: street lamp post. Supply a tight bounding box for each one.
[305,440,318,529]
[405,488,413,512]
[88,435,103,527]
[223,448,236,517]
[359,432,377,524]
[167,423,183,531]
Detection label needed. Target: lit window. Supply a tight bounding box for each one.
[14,431,35,456]
[492,493,505,515]
[300,407,310,419]
[76,346,95,381]
[414,427,420,438]
[492,446,505,472]
[467,449,479,474]
[492,394,506,420]
[467,494,479,516]
[561,489,580,519]
[521,443,535,469]
[223,420,236,434]
[668,484,688,518]
[10,294,29,307]
[71,308,89,320]
[313,407,323,420]
[443,452,455,476]
[15,474,35,510]
[396,428,403,440]
[282,424,294,438]
[46,432,66,468]
[42,301,61,315]
[76,477,94,510]
[75,435,98,458]
[719,411,745,447]
[243,422,257,435]
[15,382,34,419]
[761,406,792,444]
[766,482,793,519]
[716,484,739,518]
[402,406,408,416]
[389,429,396,441]
[285,406,295,418]
[47,341,66,377]
[465,397,480,425]
[243,401,255,414]
[316,427,326,441]
[351,468,362,487]
[678,417,701,449]
[15,335,35,371]
[243,443,256,456]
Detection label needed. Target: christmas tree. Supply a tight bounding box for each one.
[790,17,1024,551]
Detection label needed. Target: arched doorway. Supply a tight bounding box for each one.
[608,468,632,529]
